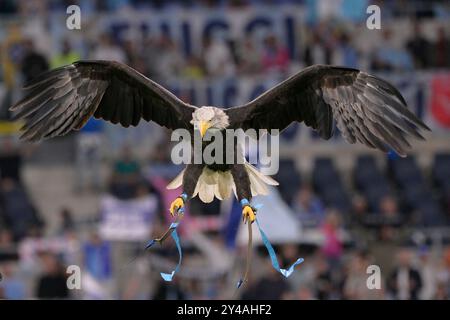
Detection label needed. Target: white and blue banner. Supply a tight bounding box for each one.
[99,194,158,241]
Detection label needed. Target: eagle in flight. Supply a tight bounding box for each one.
[11,61,429,224]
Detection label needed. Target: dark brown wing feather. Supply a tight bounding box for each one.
[226,65,430,157]
[10,60,196,141]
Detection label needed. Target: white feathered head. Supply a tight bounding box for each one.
[191,106,229,136]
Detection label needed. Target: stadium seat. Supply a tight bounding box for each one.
[433,153,450,188]
[313,157,350,212]
[353,155,392,213]
[275,159,302,205]
[389,156,448,226]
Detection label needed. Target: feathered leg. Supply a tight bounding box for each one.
[169,163,204,216]
[152,164,205,246]
[231,164,256,223]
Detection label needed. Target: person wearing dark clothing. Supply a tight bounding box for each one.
[0,178,43,241]
[387,249,423,300]
[152,280,185,300]
[36,274,69,299]
[36,253,69,299]
[433,27,450,68]
[406,22,432,69]
[0,153,21,182]
[241,262,290,300]
[20,39,49,84]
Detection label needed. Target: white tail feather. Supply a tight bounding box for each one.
[244,162,279,186]
[166,163,278,203]
[166,169,185,189]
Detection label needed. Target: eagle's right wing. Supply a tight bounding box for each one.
[226,65,430,157]
[10,60,196,141]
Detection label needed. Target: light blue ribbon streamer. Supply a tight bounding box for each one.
[236,200,304,288]
[255,219,304,277]
[146,199,304,285]
[146,222,182,282]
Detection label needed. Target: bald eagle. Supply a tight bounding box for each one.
[10,61,429,223]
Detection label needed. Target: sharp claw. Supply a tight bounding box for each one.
[170,197,185,216]
[242,205,256,224]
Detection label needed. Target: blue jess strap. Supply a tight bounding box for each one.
[236,200,304,289]
[179,193,188,202]
[255,218,304,277]
[146,222,182,282]
[240,198,250,207]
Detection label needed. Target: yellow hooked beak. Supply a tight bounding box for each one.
[199,121,211,137]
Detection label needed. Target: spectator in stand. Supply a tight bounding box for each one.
[92,33,126,63]
[261,34,290,73]
[58,207,75,235]
[406,21,432,69]
[82,232,112,299]
[50,39,81,69]
[75,117,104,193]
[20,38,49,84]
[0,177,43,241]
[0,262,26,299]
[371,29,414,71]
[152,278,186,300]
[0,228,13,249]
[313,254,334,300]
[434,247,450,299]
[0,24,23,120]
[35,252,69,299]
[285,285,315,300]
[304,32,331,66]
[237,39,261,75]
[114,145,140,176]
[343,251,384,299]
[152,35,184,80]
[377,195,402,240]
[202,36,236,77]
[435,282,449,300]
[331,32,359,68]
[1,24,23,91]
[0,137,22,182]
[320,210,343,267]
[181,55,205,80]
[379,195,402,225]
[122,39,147,74]
[241,259,291,300]
[433,26,450,68]
[417,246,438,300]
[387,248,423,300]
[350,195,369,226]
[109,145,141,199]
[17,0,47,16]
[293,185,325,228]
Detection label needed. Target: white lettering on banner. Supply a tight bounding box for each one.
[99,195,158,241]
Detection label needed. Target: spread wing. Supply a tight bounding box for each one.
[226,65,430,157]
[10,60,196,141]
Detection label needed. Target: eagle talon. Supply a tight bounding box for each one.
[169,197,185,216]
[242,205,256,224]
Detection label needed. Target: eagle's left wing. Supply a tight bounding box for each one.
[225,65,430,157]
[10,60,196,142]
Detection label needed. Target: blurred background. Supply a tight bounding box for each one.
[0,0,449,300]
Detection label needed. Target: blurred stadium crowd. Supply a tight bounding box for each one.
[0,0,450,300]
